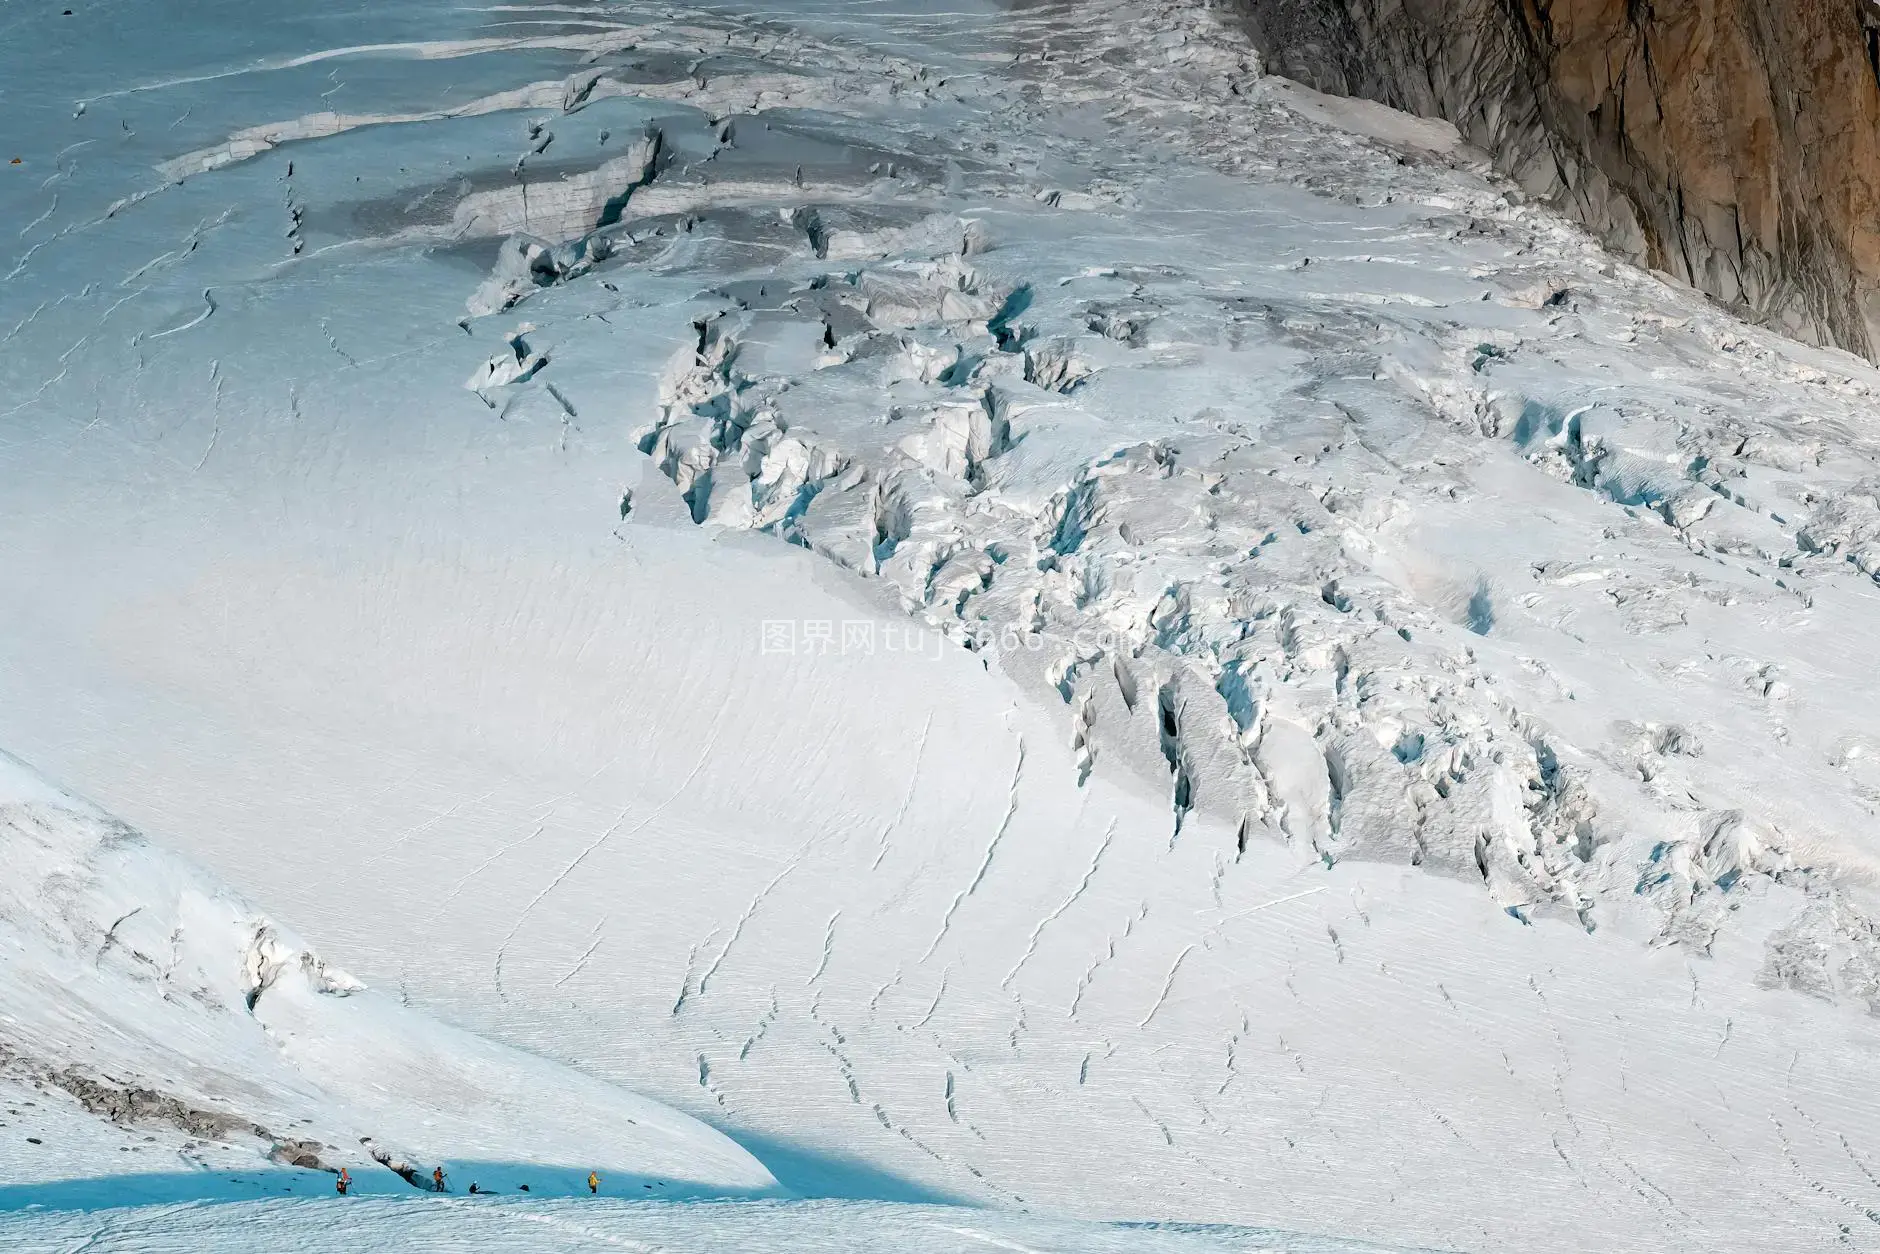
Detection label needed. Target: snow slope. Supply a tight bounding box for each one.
[0,1196,1413,1254]
[6,0,1880,1250]
[0,749,778,1204]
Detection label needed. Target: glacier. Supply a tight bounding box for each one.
[5,0,1880,1249]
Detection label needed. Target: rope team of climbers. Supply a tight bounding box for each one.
[331,1165,611,1197]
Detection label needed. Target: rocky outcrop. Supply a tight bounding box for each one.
[1231,0,1880,358]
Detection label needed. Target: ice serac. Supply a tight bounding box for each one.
[1232,0,1880,357]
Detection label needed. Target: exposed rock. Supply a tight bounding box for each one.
[48,1068,262,1143]
[1231,0,1880,358]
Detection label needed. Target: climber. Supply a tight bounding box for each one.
[588,1171,601,1194]
[433,1165,447,1193]
[335,1168,351,1196]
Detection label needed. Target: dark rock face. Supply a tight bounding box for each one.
[1231,0,1880,357]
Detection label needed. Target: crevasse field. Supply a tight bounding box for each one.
[6,0,1880,1250]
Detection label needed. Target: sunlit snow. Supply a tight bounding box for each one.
[5,0,1880,1250]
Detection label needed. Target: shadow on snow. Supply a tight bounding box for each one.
[0,1134,967,1213]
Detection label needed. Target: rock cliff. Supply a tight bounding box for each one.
[1233,0,1880,357]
